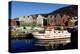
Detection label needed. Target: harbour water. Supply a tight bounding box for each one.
[10,29,78,53]
[10,39,69,53]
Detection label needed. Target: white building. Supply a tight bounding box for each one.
[18,15,48,27]
[28,16,33,23]
[37,15,44,27]
[19,16,33,24]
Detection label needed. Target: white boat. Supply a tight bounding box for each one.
[32,29,71,43]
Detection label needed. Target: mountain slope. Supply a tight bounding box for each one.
[41,5,78,17]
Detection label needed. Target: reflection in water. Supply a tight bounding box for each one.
[34,39,68,49]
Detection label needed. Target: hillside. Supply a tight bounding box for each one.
[41,5,78,17]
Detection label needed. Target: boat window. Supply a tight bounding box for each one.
[58,31,60,33]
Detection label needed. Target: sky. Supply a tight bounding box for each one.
[9,1,70,19]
